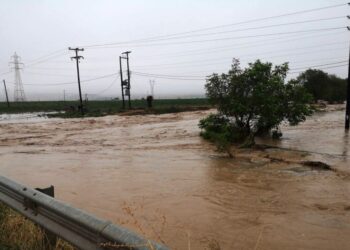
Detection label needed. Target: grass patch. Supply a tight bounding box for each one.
[0,98,210,118]
[0,202,74,250]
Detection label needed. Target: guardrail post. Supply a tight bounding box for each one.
[36,186,57,249]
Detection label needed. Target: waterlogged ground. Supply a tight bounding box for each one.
[0,108,349,250]
[0,112,58,123]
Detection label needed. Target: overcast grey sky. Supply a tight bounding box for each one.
[0,0,349,101]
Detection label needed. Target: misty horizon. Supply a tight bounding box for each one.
[0,0,348,101]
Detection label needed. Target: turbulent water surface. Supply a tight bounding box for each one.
[0,109,349,250]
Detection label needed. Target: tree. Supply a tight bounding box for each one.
[327,75,347,103]
[296,69,347,103]
[200,59,313,150]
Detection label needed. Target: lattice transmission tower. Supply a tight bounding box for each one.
[9,52,26,102]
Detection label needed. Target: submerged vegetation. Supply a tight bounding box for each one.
[200,59,313,154]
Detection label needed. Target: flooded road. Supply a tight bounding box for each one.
[0,109,349,249]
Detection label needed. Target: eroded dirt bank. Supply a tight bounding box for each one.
[0,110,349,249]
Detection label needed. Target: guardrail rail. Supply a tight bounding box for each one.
[0,175,169,250]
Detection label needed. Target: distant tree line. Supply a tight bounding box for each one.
[296,69,348,103]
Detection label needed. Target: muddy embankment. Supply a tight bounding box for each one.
[0,107,349,250]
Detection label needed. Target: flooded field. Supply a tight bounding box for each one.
[0,109,349,250]
[0,112,57,123]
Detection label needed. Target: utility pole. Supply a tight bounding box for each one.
[119,56,125,109]
[125,51,131,109]
[69,47,84,115]
[3,80,10,107]
[149,79,155,97]
[345,9,350,129]
[346,24,350,130]
[346,42,350,130]
[121,51,132,109]
[63,90,66,103]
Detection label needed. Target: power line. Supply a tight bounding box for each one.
[26,51,69,68]
[85,27,346,49]
[132,71,206,78]
[14,73,118,86]
[94,77,119,96]
[144,30,346,59]
[133,74,205,81]
[107,16,346,45]
[0,70,12,76]
[152,57,348,76]
[12,30,345,78]
[132,72,205,81]
[289,60,348,71]
[20,66,73,71]
[133,61,349,80]
[26,49,67,65]
[0,49,68,76]
[83,2,348,48]
[259,46,347,60]
[289,64,348,74]
[18,61,345,86]
[23,72,77,77]
[288,57,348,66]
[132,46,347,70]
[23,71,101,78]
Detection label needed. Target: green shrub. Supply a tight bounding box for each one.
[199,114,250,157]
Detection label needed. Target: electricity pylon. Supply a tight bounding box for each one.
[9,52,26,102]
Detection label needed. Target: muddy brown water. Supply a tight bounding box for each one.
[0,109,349,250]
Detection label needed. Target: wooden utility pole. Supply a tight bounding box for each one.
[119,56,125,109]
[149,79,155,97]
[346,24,350,129]
[69,47,84,115]
[122,51,132,109]
[346,43,350,130]
[345,10,350,129]
[125,52,131,109]
[2,79,10,107]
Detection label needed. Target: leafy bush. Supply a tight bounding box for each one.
[199,114,252,156]
[199,114,233,157]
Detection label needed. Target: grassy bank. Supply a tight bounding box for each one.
[0,202,74,250]
[0,98,210,118]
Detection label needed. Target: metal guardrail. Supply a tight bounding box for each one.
[0,175,169,250]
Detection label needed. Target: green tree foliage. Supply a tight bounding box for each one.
[200,59,313,151]
[296,69,347,103]
[199,114,234,157]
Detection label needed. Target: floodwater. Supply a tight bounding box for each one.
[0,108,349,250]
[0,112,57,123]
